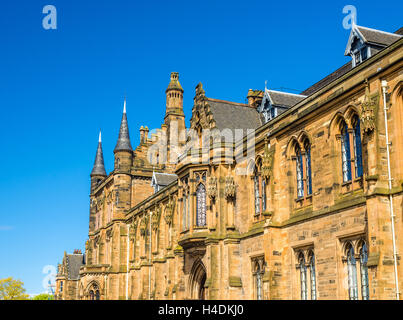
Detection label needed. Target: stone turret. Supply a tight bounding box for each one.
[113,98,133,219]
[165,72,186,151]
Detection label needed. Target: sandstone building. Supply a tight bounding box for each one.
[56,24,403,300]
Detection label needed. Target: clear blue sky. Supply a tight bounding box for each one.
[0,0,401,295]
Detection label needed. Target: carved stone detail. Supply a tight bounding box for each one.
[261,137,274,181]
[207,176,218,199]
[224,175,236,199]
[360,81,376,133]
[164,196,175,225]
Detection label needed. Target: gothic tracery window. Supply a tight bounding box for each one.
[196,183,206,227]
[296,249,316,300]
[253,159,266,216]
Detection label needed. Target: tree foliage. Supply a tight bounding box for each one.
[31,293,54,300]
[0,277,29,300]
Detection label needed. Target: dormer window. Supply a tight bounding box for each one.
[258,88,306,124]
[345,24,402,68]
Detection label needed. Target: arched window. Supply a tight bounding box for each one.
[295,145,304,198]
[89,290,94,300]
[341,121,352,182]
[346,243,358,300]
[308,251,317,300]
[95,290,100,300]
[304,141,312,195]
[196,183,206,227]
[298,252,307,300]
[359,242,369,300]
[352,115,363,178]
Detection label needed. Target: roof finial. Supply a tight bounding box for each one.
[98,130,102,143]
[123,97,126,114]
[265,80,268,90]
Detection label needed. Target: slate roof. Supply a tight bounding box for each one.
[91,140,107,177]
[301,61,353,96]
[267,90,306,107]
[114,111,133,153]
[152,172,178,187]
[356,25,402,46]
[303,25,402,97]
[66,254,84,280]
[206,98,263,134]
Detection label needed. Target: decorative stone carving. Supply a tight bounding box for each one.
[164,196,175,225]
[360,81,376,133]
[207,176,218,199]
[151,206,161,231]
[224,175,236,199]
[140,215,148,236]
[261,137,274,181]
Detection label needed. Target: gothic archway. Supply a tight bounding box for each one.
[189,260,207,300]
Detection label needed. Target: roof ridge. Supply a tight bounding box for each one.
[268,89,307,97]
[206,97,253,108]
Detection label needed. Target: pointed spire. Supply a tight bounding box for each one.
[114,99,133,153]
[91,130,107,177]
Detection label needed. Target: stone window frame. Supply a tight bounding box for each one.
[251,255,266,300]
[294,246,317,300]
[194,171,207,228]
[340,236,369,300]
[287,132,314,209]
[330,107,364,194]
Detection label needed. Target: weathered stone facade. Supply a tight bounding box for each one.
[56,25,403,300]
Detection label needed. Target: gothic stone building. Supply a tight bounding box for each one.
[56,24,403,300]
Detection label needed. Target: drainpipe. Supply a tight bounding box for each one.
[126,224,130,300]
[381,80,400,300]
[149,211,152,300]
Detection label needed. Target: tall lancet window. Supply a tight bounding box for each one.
[295,145,304,198]
[254,168,260,215]
[360,242,369,300]
[346,243,358,300]
[196,183,206,227]
[262,179,267,212]
[304,141,312,196]
[308,251,317,300]
[341,121,352,182]
[352,115,363,178]
[298,253,308,300]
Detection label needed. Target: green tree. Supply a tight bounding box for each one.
[0,277,29,300]
[31,293,54,300]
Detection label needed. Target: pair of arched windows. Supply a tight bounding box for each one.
[297,250,316,300]
[294,139,312,199]
[344,241,369,300]
[340,115,363,182]
[253,159,267,215]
